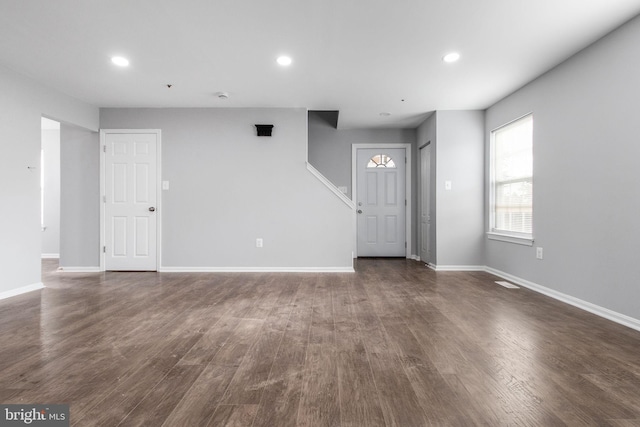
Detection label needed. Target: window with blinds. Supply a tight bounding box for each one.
[490,114,533,239]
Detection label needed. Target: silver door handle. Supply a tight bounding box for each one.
[149,207,156,212]
[357,209,362,214]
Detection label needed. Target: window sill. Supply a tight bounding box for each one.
[487,232,534,246]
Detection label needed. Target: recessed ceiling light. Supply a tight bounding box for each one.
[277,56,292,66]
[111,56,129,67]
[443,52,460,63]
[380,112,392,117]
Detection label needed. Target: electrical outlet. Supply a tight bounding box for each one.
[536,247,543,259]
[256,238,263,248]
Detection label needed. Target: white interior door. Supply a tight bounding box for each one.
[104,132,157,271]
[420,144,431,264]
[356,148,406,257]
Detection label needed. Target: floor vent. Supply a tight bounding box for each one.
[495,280,520,289]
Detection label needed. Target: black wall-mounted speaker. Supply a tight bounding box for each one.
[255,124,274,137]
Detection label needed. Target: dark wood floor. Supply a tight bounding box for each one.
[1,260,640,426]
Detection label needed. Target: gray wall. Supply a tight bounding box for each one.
[308,111,418,256]
[436,111,485,267]
[417,111,485,267]
[59,125,100,268]
[0,64,98,294]
[308,111,417,198]
[485,14,640,319]
[100,108,353,269]
[41,128,60,256]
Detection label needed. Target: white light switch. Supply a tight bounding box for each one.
[445,181,452,190]
[162,181,170,190]
[256,238,263,248]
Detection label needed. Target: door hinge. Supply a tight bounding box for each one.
[103,195,106,203]
[405,199,407,206]
[405,242,407,248]
[103,145,106,153]
[103,246,106,253]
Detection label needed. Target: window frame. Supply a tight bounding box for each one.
[488,113,534,246]
[366,154,397,168]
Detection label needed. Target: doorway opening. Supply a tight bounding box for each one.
[41,117,61,263]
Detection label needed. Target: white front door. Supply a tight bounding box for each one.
[420,144,431,264]
[356,148,406,257]
[104,132,158,271]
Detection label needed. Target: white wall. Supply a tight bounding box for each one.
[41,128,60,256]
[0,64,98,295]
[100,108,353,270]
[485,14,640,320]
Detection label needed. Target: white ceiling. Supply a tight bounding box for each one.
[2,0,639,129]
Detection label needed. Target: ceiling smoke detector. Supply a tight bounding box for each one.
[216,92,229,100]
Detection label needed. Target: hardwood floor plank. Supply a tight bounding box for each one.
[178,316,241,366]
[297,343,341,427]
[71,333,203,426]
[1,259,640,426]
[334,275,386,427]
[349,277,430,426]
[252,276,315,427]
[117,364,204,426]
[161,364,240,427]
[209,319,265,367]
[297,275,341,427]
[221,308,290,404]
[208,404,259,427]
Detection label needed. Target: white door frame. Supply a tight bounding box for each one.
[352,143,412,258]
[99,129,162,271]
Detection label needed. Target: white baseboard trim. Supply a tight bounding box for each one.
[485,266,640,333]
[0,282,45,301]
[409,255,421,261]
[41,253,60,259]
[430,265,486,272]
[159,266,355,273]
[56,266,101,273]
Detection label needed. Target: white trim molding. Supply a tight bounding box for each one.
[485,266,640,333]
[0,282,45,301]
[306,162,356,209]
[41,253,60,259]
[487,232,534,246]
[56,266,101,273]
[429,265,486,272]
[160,266,355,273]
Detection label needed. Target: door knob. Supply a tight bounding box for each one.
[148,207,156,212]
[357,209,363,214]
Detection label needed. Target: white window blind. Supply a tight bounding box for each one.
[491,115,533,237]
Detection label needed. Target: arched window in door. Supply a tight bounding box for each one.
[367,154,396,168]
